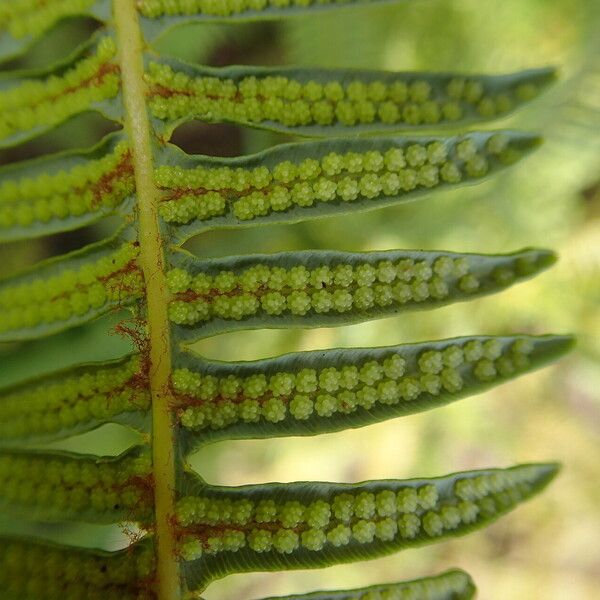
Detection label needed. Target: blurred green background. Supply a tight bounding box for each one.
[0,0,599,598]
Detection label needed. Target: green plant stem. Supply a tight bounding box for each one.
[113,2,181,599]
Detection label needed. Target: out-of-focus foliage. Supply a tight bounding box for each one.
[0,0,598,598]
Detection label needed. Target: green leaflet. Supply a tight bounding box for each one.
[138,1,412,45]
[0,35,121,148]
[177,463,558,589]
[0,28,104,80]
[156,131,539,240]
[138,0,409,26]
[146,59,556,137]
[256,569,475,600]
[0,311,134,389]
[0,535,155,600]
[0,0,110,63]
[0,230,143,342]
[0,446,152,524]
[172,335,573,446]
[166,247,556,340]
[0,353,150,447]
[0,131,134,242]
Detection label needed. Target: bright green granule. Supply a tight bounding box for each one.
[354,491,376,519]
[248,529,273,552]
[396,487,418,514]
[423,511,444,536]
[272,529,299,554]
[301,528,327,551]
[327,523,352,546]
[305,500,331,528]
[375,517,398,541]
[352,519,376,543]
[417,484,439,510]
[376,490,397,517]
[280,501,304,528]
[397,513,420,540]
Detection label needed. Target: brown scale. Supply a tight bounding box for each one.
[90,149,135,209]
[19,60,121,112]
[101,258,145,303]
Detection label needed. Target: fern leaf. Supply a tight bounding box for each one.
[0,0,110,62]
[172,335,572,446]
[0,131,134,242]
[0,35,121,148]
[166,247,556,340]
[0,446,152,524]
[0,1,575,597]
[146,60,556,138]
[0,535,155,600]
[0,30,103,79]
[254,569,475,600]
[177,463,559,589]
[0,231,143,342]
[156,130,539,239]
[138,0,409,28]
[0,354,150,447]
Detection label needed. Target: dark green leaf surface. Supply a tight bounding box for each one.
[173,335,573,447]
[156,131,540,242]
[0,229,142,343]
[0,534,155,600]
[0,446,152,524]
[179,463,559,590]
[0,311,134,389]
[146,58,556,137]
[256,569,475,600]
[167,247,556,341]
[0,131,134,242]
[0,354,150,448]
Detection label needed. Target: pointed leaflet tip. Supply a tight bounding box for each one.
[173,334,573,446]
[255,569,475,600]
[178,462,560,590]
[166,247,561,341]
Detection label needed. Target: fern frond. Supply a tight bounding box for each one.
[138,0,409,25]
[166,247,556,340]
[177,463,558,589]
[253,569,475,600]
[0,1,575,597]
[0,36,120,148]
[156,130,539,239]
[0,445,151,523]
[0,230,142,341]
[0,353,149,447]
[0,131,133,242]
[146,60,556,137]
[0,0,110,62]
[0,535,155,600]
[173,335,572,445]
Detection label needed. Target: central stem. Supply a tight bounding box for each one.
[113,3,180,599]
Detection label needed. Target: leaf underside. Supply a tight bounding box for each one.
[0,534,155,600]
[252,569,475,600]
[146,59,555,138]
[0,0,570,598]
[173,334,572,448]
[166,246,556,340]
[178,463,558,590]
[0,445,152,524]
